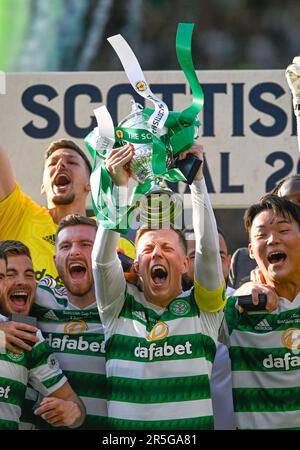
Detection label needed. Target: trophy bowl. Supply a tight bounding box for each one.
[117,101,182,227]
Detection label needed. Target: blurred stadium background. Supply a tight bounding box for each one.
[1,0,299,72]
[0,0,299,253]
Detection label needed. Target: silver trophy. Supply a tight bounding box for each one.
[118,101,182,226]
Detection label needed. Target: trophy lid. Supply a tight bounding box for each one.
[118,100,146,129]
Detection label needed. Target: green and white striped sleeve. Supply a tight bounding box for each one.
[27,330,67,395]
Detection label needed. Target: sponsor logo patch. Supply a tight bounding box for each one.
[263,352,300,371]
[43,310,59,321]
[281,328,300,351]
[147,321,169,341]
[134,341,192,361]
[64,320,88,334]
[47,333,105,354]
[254,319,272,331]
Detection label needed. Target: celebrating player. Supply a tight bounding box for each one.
[92,143,225,429]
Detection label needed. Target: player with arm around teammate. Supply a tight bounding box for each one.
[32,214,107,429]
[0,241,85,430]
[220,195,300,429]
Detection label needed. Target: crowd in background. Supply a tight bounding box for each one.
[1,0,300,72]
[1,0,300,433]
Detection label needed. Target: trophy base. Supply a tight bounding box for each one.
[137,185,183,227]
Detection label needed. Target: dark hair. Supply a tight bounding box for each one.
[217,226,227,243]
[270,174,300,195]
[0,240,32,259]
[0,249,7,267]
[244,194,300,238]
[56,214,97,240]
[135,225,187,254]
[44,139,92,175]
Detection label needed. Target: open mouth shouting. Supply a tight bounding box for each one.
[150,264,168,286]
[8,290,30,313]
[69,262,87,281]
[267,251,287,265]
[53,172,71,193]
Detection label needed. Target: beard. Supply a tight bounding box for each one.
[59,272,93,298]
[52,192,75,205]
[66,283,93,297]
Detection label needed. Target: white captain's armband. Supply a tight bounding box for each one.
[194,279,226,313]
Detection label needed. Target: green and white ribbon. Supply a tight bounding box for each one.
[85,105,116,228]
[85,22,205,231]
[176,23,204,125]
[144,23,204,155]
[108,33,172,181]
[108,33,169,136]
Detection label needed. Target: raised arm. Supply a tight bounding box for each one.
[185,145,225,312]
[285,56,300,153]
[92,144,134,326]
[92,227,126,325]
[0,145,16,201]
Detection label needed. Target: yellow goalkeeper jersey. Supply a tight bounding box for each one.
[0,184,60,282]
[0,184,136,284]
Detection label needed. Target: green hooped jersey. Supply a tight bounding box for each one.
[0,316,66,430]
[223,294,300,429]
[32,277,108,430]
[105,285,223,430]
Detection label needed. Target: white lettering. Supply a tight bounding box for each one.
[89,341,100,352]
[164,343,175,357]
[60,335,69,352]
[67,339,77,350]
[134,343,140,357]
[141,132,152,140]
[263,352,300,371]
[134,341,193,360]
[148,343,156,361]
[154,346,163,357]
[274,357,284,369]
[0,386,10,398]
[139,347,148,358]
[284,352,292,371]
[291,356,300,367]
[185,341,193,354]
[102,434,136,447]
[46,333,105,354]
[128,131,139,139]
[175,344,185,355]
[77,336,89,351]
[262,354,273,369]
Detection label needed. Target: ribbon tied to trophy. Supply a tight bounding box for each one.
[84,22,204,232]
